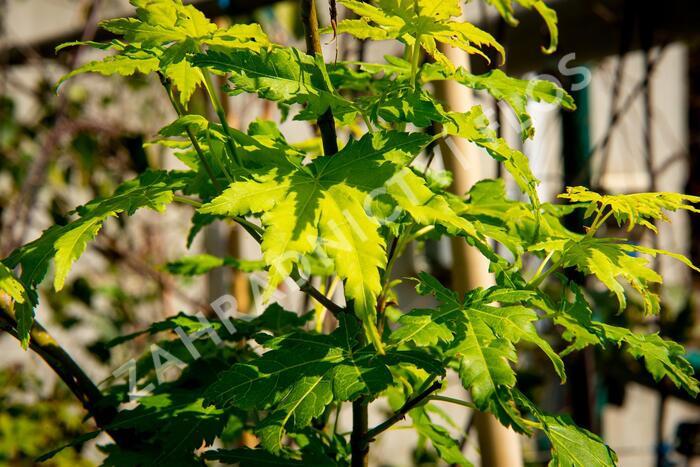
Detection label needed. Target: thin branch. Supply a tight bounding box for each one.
[0,304,133,445]
[299,279,346,318]
[300,0,339,157]
[362,380,443,447]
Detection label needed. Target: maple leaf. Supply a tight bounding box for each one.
[199,130,480,350]
[458,179,551,262]
[332,0,504,70]
[541,286,699,396]
[362,84,543,210]
[56,48,160,89]
[531,236,700,315]
[107,391,228,462]
[192,47,358,124]
[0,263,26,305]
[410,406,472,466]
[57,0,270,107]
[2,171,187,346]
[423,64,575,139]
[393,273,563,431]
[516,392,618,466]
[204,316,436,452]
[162,253,264,276]
[559,186,700,233]
[445,106,541,206]
[363,87,543,209]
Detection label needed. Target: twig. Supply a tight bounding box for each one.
[362,380,443,447]
[300,0,339,157]
[0,304,133,445]
[299,279,345,318]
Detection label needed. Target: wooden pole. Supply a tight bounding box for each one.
[434,44,524,467]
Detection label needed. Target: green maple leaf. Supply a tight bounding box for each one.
[602,325,699,395]
[513,391,617,466]
[2,171,187,346]
[366,87,543,209]
[515,392,617,466]
[199,130,478,350]
[57,0,270,108]
[563,238,661,314]
[457,179,581,265]
[107,303,311,348]
[560,186,700,233]
[445,106,541,206]
[108,390,228,459]
[333,0,504,70]
[364,85,543,211]
[329,56,413,94]
[423,64,575,139]
[483,0,559,53]
[204,316,407,452]
[541,286,699,396]
[410,407,472,466]
[0,263,33,350]
[393,273,562,431]
[56,48,161,89]
[100,0,215,45]
[192,47,358,124]
[532,236,700,315]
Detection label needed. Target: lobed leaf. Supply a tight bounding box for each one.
[192,47,358,124]
[559,186,700,233]
[2,171,188,345]
[423,64,575,139]
[200,130,450,351]
[334,0,504,71]
[203,316,422,452]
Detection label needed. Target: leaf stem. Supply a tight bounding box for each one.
[410,0,422,90]
[528,249,555,286]
[201,69,243,168]
[410,39,422,90]
[587,206,613,237]
[173,195,202,208]
[160,75,222,192]
[427,395,478,410]
[315,275,340,332]
[527,256,562,289]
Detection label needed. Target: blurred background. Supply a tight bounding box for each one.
[2,0,700,465]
